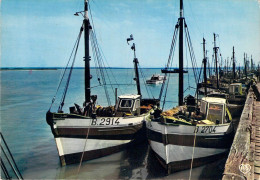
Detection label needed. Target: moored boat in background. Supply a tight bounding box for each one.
[146,74,166,84]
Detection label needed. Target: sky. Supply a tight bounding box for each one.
[1,0,260,68]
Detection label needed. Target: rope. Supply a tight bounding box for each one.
[184,20,200,85]
[49,24,83,111]
[162,75,171,111]
[77,124,91,176]
[58,25,83,111]
[0,146,22,179]
[90,31,111,105]
[159,20,179,101]
[0,132,23,179]
[89,4,123,95]
[185,34,190,90]
[189,125,197,180]
[1,158,11,179]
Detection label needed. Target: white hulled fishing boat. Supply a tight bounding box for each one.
[146,0,234,174]
[46,0,158,166]
[147,97,233,173]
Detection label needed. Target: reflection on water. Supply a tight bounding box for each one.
[35,141,226,180]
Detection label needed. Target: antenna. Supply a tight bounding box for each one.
[127,34,141,96]
[127,34,134,45]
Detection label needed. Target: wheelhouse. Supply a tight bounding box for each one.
[115,94,141,116]
[200,97,227,124]
[229,83,243,95]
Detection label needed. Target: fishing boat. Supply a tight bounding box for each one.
[46,0,158,166]
[146,0,234,174]
[147,97,233,173]
[146,74,166,84]
[198,43,246,118]
[161,68,188,74]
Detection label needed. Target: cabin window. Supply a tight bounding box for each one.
[206,103,224,124]
[200,101,207,114]
[119,99,133,108]
[229,86,234,93]
[134,99,140,110]
[235,86,239,93]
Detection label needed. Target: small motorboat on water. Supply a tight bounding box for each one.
[146,74,166,84]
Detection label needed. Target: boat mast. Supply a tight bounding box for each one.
[244,53,247,79]
[251,55,253,72]
[232,46,236,79]
[213,33,219,89]
[127,35,141,96]
[203,38,207,96]
[132,43,141,96]
[84,0,91,103]
[208,54,211,77]
[239,64,241,79]
[178,0,184,106]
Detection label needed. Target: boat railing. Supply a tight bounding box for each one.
[0,132,23,180]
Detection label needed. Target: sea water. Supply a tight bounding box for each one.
[0,69,226,179]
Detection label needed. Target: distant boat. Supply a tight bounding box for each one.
[161,68,188,73]
[146,74,166,84]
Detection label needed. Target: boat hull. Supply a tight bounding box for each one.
[146,120,233,173]
[146,80,164,84]
[161,69,188,73]
[46,112,148,166]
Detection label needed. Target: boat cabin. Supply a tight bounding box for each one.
[115,94,141,116]
[200,97,229,124]
[229,83,243,95]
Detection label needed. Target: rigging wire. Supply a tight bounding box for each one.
[161,23,179,110]
[138,65,154,99]
[159,21,179,101]
[184,28,190,91]
[184,21,199,85]
[89,3,123,95]
[162,72,171,111]
[49,24,84,111]
[160,17,201,109]
[211,53,215,74]
[58,25,84,111]
[90,31,111,106]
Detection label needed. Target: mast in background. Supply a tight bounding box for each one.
[213,33,219,89]
[232,46,236,79]
[244,53,247,79]
[203,38,207,96]
[251,55,254,71]
[178,0,184,106]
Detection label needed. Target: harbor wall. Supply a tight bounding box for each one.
[222,83,260,180]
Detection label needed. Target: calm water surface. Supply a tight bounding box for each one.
[1,69,226,179]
